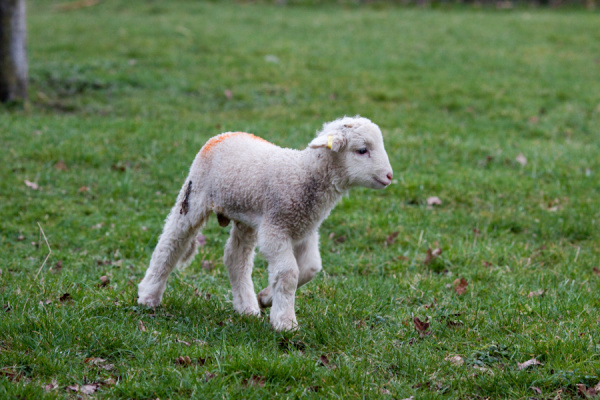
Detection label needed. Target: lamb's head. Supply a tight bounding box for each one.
[309,116,393,190]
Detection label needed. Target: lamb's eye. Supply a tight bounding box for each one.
[356,148,368,155]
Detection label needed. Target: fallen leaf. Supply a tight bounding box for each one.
[98,276,110,288]
[424,248,442,265]
[529,116,539,124]
[400,397,415,400]
[80,384,100,395]
[78,186,89,192]
[25,180,39,190]
[176,339,191,346]
[413,316,431,338]
[84,357,106,365]
[44,380,58,391]
[52,260,63,273]
[197,234,207,247]
[515,153,527,166]
[427,196,442,206]
[308,386,321,392]
[138,320,146,332]
[530,386,542,395]
[175,355,192,366]
[528,289,546,298]
[577,383,598,397]
[101,364,115,371]
[445,354,464,366]
[386,231,399,246]
[66,383,100,395]
[59,293,72,302]
[242,375,266,388]
[453,277,468,295]
[593,267,600,276]
[3,304,12,312]
[379,387,392,395]
[224,89,233,99]
[54,160,68,171]
[517,358,542,370]
[17,235,25,241]
[204,371,216,381]
[317,354,336,369]
[202,260,214,272]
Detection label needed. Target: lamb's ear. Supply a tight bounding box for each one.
[308,133,346,152]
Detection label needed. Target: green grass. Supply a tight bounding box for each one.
[1,1,599,398]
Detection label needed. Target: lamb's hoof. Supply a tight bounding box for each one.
[271,318,298,331]
[137,294,161,308]
[236,305,261,317]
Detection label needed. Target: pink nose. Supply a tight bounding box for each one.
[386,172,393,181]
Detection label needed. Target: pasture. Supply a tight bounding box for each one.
[1,1,599,398]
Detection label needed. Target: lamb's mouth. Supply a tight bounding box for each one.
[373,177,390,187]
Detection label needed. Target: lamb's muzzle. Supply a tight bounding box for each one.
[138,116,393,330]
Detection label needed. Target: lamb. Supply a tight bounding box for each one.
[138,116,393,330]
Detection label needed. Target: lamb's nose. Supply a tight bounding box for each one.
[386,172,393,181]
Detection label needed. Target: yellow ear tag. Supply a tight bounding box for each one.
[326,135,333,149]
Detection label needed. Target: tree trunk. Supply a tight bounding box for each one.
[0,0,27,103]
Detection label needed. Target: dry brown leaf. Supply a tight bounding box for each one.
[224,89,233,99]
[176,339,191,346]
[516,153,527,166]
[424,248,442,265]
[84,357,105,365]
[242,375,266,388]
[444,354,464,366]
[453,277,468,295]
[576,383,598,398]
[517,358,542,370]
[530,386,542,395]
[54,160,68,171]
[528,289,546,298]
[317,354,336,369]
[44,380,58,391]
[98,275,110,288]
[59,293,72,302]
[427,196,442,206]
[24,180,39,190]
[379,387,392,395]
[79,186,89,192]
[202,260,215,272]
[593,267,600,276]
[386,231,399,246]
[138,320,146,332]
[413,316,431,338]
[175,355,192,366]
[66,383,100,395]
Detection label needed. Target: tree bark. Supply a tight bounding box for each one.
[0,0,27,103]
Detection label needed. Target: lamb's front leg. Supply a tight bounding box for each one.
[259,231,299,331]
[258,231,322,309]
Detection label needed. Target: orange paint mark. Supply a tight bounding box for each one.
[201,132,272,155]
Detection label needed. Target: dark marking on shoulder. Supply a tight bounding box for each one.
[217,213,231,227]
[180,180,192,215]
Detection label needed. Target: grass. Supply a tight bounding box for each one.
[1,0,599,398]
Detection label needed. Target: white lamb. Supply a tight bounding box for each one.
[138,116,393,330]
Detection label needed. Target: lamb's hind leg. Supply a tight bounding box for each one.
[258,231,321,309]
[224,221,260,316]
[138,181,208,307]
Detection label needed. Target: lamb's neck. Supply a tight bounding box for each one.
[301,148,348,204]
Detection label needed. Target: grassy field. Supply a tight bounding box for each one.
[1,1,600,398]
